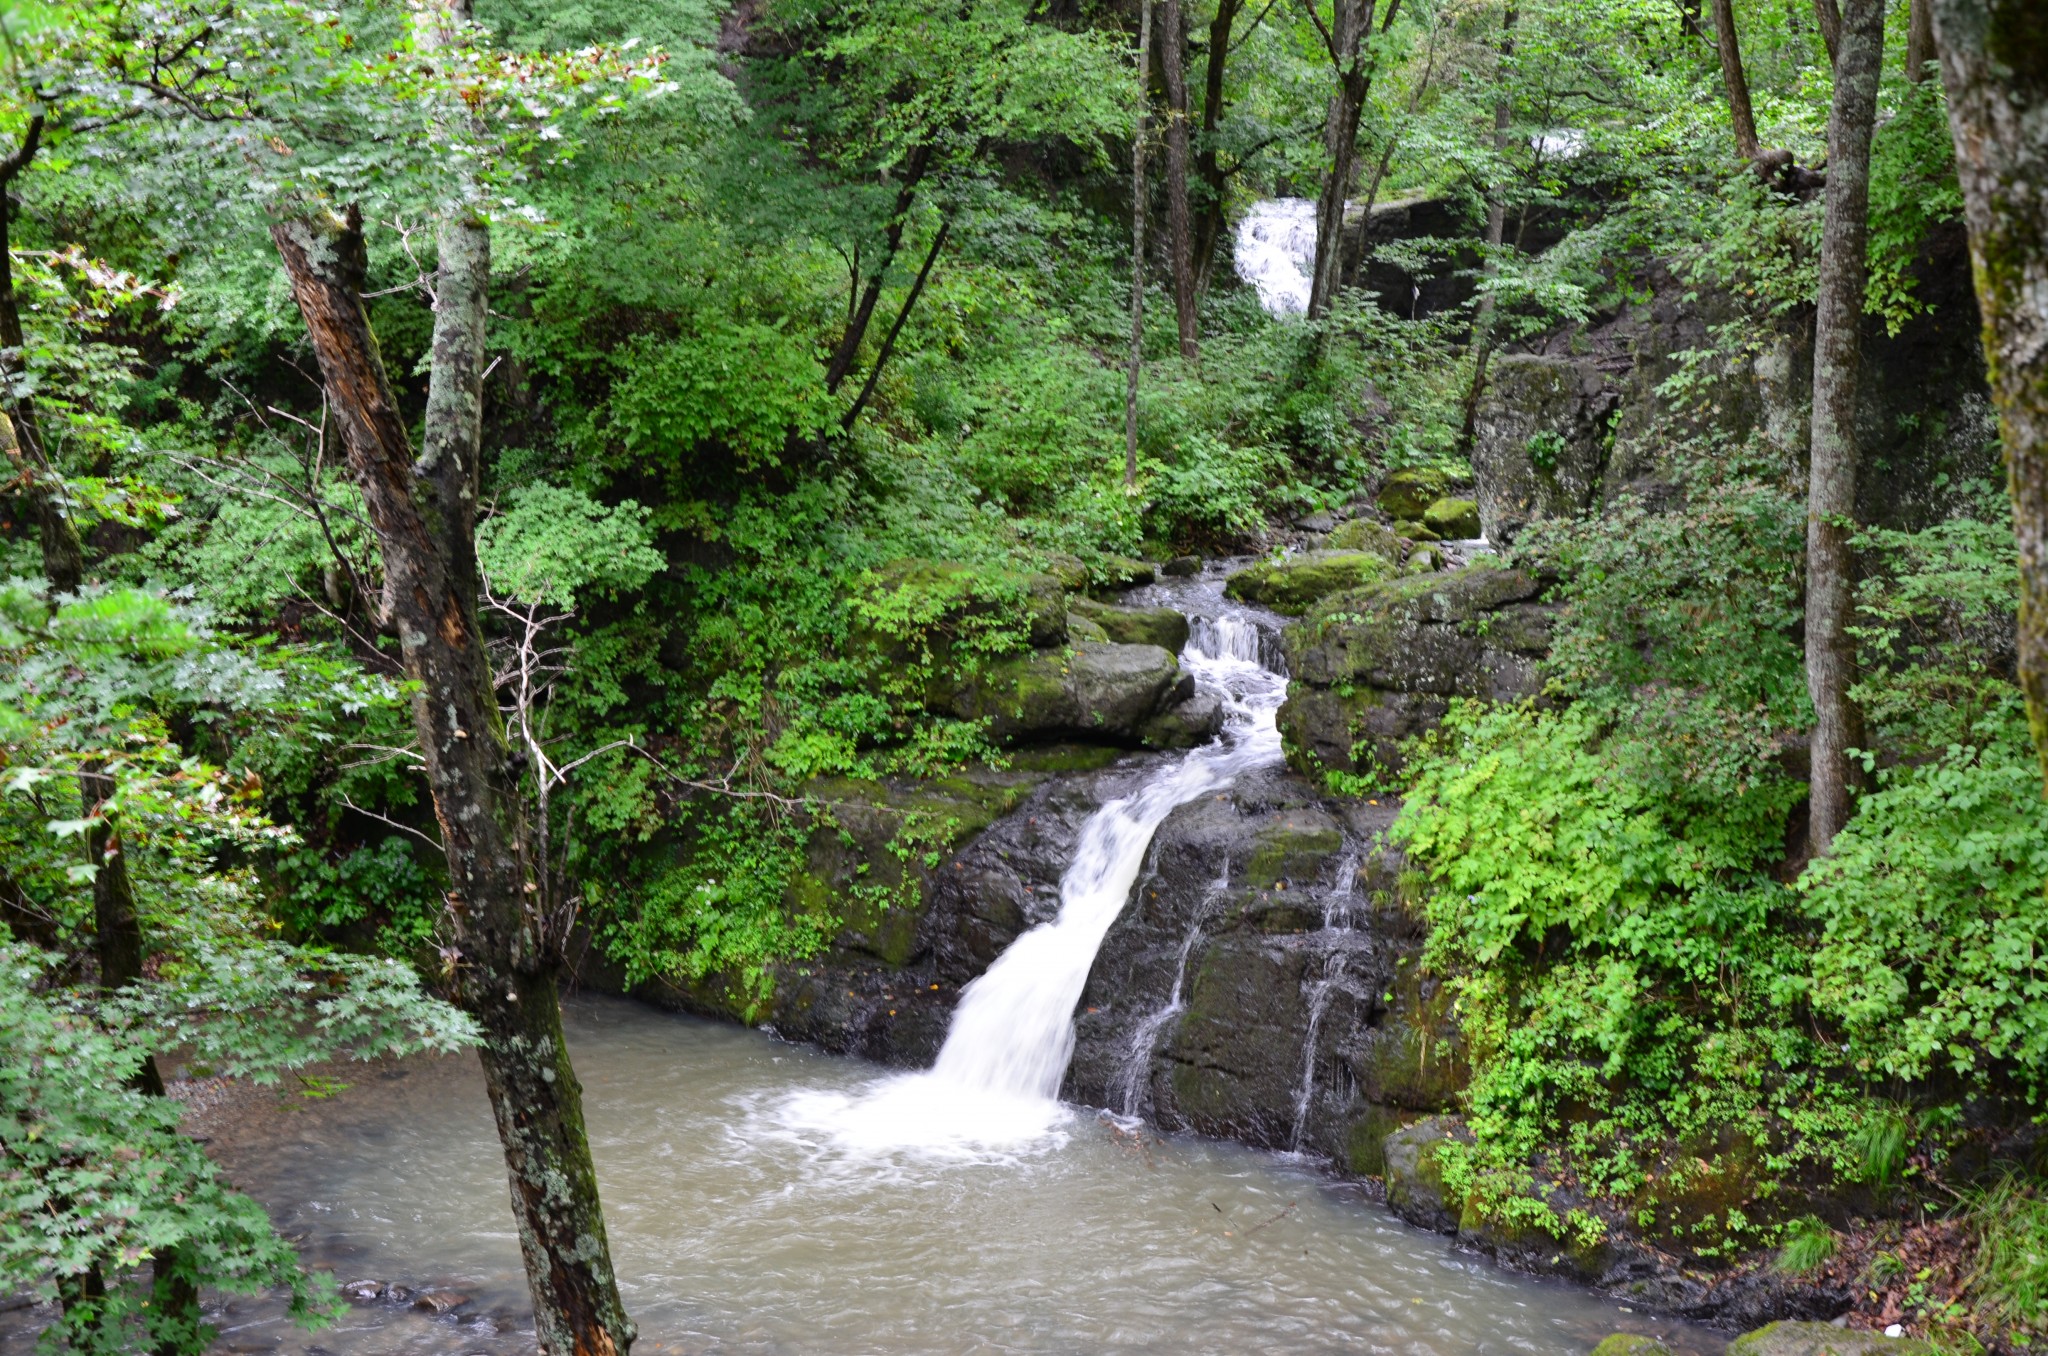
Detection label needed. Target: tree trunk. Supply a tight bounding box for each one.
[1905,0,1934,80]
[1160,0,1199,358]
[1306,0,1378,321]
[1461,2,1518,442]
[1191,0,1242,296]
[1127,0,1152,486]
[1804,0,1884,856]
[1711,0,1764,159]
[1929,0,2048,791]
[269,206,634,1356]
[0,117,85,597]
[1813,0,1841,63]
[825,145,931,394]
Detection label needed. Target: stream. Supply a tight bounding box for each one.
[20,579,1719,1354]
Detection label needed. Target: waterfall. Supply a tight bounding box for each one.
[780,601,1287,1155]
[1112,856,1231,1118]
[1234,199,1317,315]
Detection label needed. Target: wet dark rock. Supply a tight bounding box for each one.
[1162,554,1203,577]
[1382,1116,1469,1234]
[340,1279,384,1301]
[1140,692,1225,749]
[928,641,1184,745]
[1277,563,1553,781]
[1471,355,1621,544]
[412,1290,470,1314]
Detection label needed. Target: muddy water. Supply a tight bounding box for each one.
[170,998,1719,1356]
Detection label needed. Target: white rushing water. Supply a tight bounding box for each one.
[780,606,1288,1156]
[1234,197,1318,315]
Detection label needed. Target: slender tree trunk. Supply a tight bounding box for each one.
[1127,0,1153,486]
[1461,2,1518,442]
[1813,0,1841,63]
[1305,0,1378,321]
[1711,0,1764,158]
[825,145,931,394]
[269,206,634,1356]
[1804,0,1884,856]
[842,217,949,431]
[1929,0,2048,791]
[1160,0,1199,358]
[0,117,85,596]
[1904,0,1934,81]
[1191,0,1242,296]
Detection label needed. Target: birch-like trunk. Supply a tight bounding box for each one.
[1929,0,2048,791]
[1804,0,1884,855]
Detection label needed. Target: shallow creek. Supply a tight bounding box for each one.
[180,999,1720,1356]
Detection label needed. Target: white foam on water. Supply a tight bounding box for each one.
[1234,198,1318,315]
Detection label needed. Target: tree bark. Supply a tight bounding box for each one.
[1711,0,1764,159]
[1461,2,1518,443]
[0,116,85,597]
[1127,0,1152,486]
[1160,0,1199,358]
[1305,0,1380,321]
[1191,0,1242,297]
[1813,0,1841,63]
[1905,0,1934,80]
[842,217,948,432]
[269,206,634,1356]
[1928,0,2048,791]
[1804,0,1884,856]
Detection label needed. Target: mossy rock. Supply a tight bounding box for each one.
[1376,467,1456,521]
[1589,1335,1675,1356]
[1727,1322,1935,1356]
[1069,596,1190,652]
[1065,610,1110,642]
[1162,554,1203,577]
[1323,518,1407,561]
[1381,1116,1470,1234]
[1093,554,1158,590]
[1421,496,1482,539]
[1392,519,1442,542]
[1223,551,1397,616]
[1243,810,1346,889]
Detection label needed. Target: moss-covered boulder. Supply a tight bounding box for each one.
[1276,564,1552,780]
[929,641,1183,745]
[1139,692,1224,748]
[1162,554,1203,577]
[1375,467,1457,521]
[1382,1117,1471,1234]
[1421,496,1482,539]
[1323,518,1407,561]
[1393,519,1442,542]
[1065,610,1110,642]
[856,558,1068,656]
[1223,550,1397,615]
[1727,1322,1934,1356]
[1589,1335,1675,1356]
[1068,596,1190,652]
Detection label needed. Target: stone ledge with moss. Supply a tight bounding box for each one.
[1223,550,1398,615]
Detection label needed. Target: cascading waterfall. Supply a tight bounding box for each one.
[782,602,1287,1154]
[1288,850,1364,1152]
[1233,198,1317,315]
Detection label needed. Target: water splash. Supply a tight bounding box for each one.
[1234,198,1317,315]
[1289,953,1348,1154]
[786,603,1287,1156]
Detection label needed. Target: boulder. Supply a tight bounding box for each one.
[1065,610,1110,642]
[1382,1117,1470,1234]
[1140,692,1225,748]
[1589,1336,1675,1356]
[1727,1322,1935,1356]
[1392,519,1441,542]
[1421,496,1481,539]
[1094,555,1158,590]
[1068,596,1190,653]
[1323,518,1407,561]
[1223,550,1398,615]
[931,642,1183,745]
[1375,467,1457,521]
[1470,354,1620,544]
[1162,554,1203,577]
[1277,564,1553,780]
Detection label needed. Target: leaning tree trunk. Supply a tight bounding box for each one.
[1711,0,1763,159]
[1804,0,1885,856]
[1160,0,1199,358]
[1191,0,1242,296]
[269,206,634,1356]
[1929,0,2048,792]
[1127,0,1153,486]
[1305,0,1377,321]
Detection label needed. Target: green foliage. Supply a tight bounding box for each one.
[1776,1216,1839,1274]
[1968,1179,2048,1350]
[476,483,667,607]
[271,835,441,959]
[1867,77,1965,335]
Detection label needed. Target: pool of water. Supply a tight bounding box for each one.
[167,997,1719,1356]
